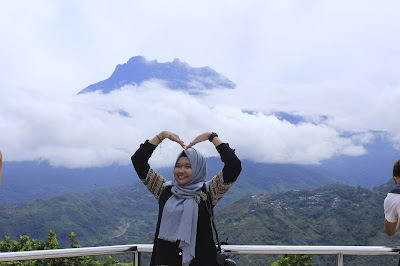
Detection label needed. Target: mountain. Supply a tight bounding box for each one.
[3,55,399,206]
[0,161,136,205]
[0,183,157,248]
[2,134,397,205]
[0,180,398,265]
[215,181,398,266]
[0,158,336,206]
[78,56,236,94]
[250,111,400,188]
[308,133,399,187]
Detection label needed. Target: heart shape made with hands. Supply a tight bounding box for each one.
[163,132,212,150]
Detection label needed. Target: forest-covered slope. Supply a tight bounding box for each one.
[1,180,399,265]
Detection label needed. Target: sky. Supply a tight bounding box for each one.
[0,0,400,168]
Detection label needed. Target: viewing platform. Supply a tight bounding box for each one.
[1,244,399,265]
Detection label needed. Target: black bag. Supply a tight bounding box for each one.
[216,250,236,266]
[203,184,236,266]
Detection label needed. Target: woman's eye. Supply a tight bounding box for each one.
[174,165,190,169]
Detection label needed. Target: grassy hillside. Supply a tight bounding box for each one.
[215,180,399,265]
[1,179,398,265]
[0,183,158,248]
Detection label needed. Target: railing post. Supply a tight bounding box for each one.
[138,251,142,266]
[335,252,344,266]
[134,251,139,266]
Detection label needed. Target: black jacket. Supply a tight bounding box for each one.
[131,141,241,265]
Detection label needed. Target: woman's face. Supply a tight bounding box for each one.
[174,156,193,185]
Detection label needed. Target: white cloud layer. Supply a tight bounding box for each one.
[0,82,368,168]
[0,0,400,168]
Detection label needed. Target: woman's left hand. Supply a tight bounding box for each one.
[186,132,212,149]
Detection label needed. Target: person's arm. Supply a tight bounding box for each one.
[131,131,185,179]
[384,194,400,236]
[186,132,222,149]
[385,218,399,236]
[0,150,2,186]
[187,132,242,206]
[131,131,185,201]
[148,131,185,148]
[131,140,157,180]
[187,132,241,182]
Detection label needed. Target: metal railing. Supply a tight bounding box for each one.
[0,244,399,265]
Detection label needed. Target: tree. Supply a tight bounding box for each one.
[272,254,314,266]
[0,230,100,265]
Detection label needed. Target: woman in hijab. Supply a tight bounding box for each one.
[131,131,241,266]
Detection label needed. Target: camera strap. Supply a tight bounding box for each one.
[202,184,223,251]
[202,184,237,266]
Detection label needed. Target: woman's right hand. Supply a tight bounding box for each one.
[156,131,186,149]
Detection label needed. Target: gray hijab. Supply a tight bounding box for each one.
[158,147,207,266]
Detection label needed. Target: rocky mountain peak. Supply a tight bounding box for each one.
[79,56,235,94]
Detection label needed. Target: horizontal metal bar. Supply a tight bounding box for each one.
[0,244,399,262]
[0,244,139,262]
[134,244,153,253]
[221,245,400,256]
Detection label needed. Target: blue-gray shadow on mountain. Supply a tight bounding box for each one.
[78,56,236,94]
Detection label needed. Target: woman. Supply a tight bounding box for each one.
[131,131,241,266]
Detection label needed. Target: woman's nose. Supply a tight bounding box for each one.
[178,167,185,173]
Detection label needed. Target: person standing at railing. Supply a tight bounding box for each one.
[384,160,400,236]
[131,131,241,266]
[0,150,3,186]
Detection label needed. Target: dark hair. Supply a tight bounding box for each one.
[393,160,400,178]
[175,151,188,166]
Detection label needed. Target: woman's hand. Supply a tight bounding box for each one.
[161,131,186,149]
[149,131,186,149]
[186,132,212,149]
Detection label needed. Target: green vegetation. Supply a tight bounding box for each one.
[272,254,314,266]
[0,230,315,266]
[1,180,399,265]
[0,230,132,265]
[0,184,158,248]
[215,181,400,265]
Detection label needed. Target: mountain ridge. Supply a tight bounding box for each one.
[78,56,236,94]
[0,158,336,206]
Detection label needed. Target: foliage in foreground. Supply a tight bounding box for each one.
[0,230,131,265]
[272,254,314,266]
[1,230,316,266]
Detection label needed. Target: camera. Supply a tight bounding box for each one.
[216,251,236,266]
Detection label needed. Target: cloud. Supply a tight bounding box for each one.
[1,1,400,168]
[0,81,370,168]
[201,77,400,136]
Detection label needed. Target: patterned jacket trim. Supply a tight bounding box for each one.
[142,168,167,202]
[143,168,234,205]
[208,171,234,206]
